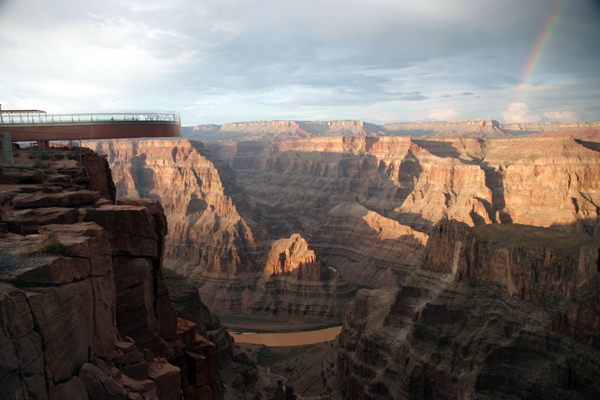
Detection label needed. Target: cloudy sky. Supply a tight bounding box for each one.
[1,0,599,126]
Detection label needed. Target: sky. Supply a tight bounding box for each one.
[1,0,599,126]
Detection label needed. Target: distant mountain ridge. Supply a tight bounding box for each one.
[182,119,600,141]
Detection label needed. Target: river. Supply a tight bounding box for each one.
[230,326,342,346]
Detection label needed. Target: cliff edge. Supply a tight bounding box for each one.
[336,220,600,399]
[0,149,221,400]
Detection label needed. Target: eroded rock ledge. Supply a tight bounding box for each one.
[0,151,221,400]
[88,139,355,320]
[336,220,600,399]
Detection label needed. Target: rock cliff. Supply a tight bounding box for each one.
[87,139,354,320]
[249,234,356,319]
[336,220,600,399]
[383,119,508,137]
[235,135,600,287]
[184,119,600,142]
[0,151,221,400]
[89,134,600,295]
[502,121,600,134]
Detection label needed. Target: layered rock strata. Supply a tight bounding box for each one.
[88,139,263,314]
[89,134,600,297]
[183,120,383,142]
[234,135,600,287]
[87,139,354,320]
[336,220,600,399]
[0,152,220,400]
[184,119,600,143]
[502,121,600,134]
[248,234,356,319]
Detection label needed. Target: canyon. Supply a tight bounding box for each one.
[88,121,600,398]
[2,117,599,399]
[183,118,600,141]
[0,148,293,400]
[337,220,600,398]
[86,127,600,316]
[0,150,224,399]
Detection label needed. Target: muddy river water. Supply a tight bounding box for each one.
[230,326,342,346]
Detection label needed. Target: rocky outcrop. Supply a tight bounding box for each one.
[248,234,356,319]
[383,119,509,137]
[336,220,600,399]
[0,152,220,400]
[502,121,600,134]
[184,119,600,143]
[231,135,600,287]
[87,139,354,320]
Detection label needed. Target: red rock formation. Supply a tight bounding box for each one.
[85,134,600,320]
[248,234,356,319]
[263,234,327,279]
[336,220,600,399]
[86,139,353,320]
[383,119,509,137]
[233,135,600,289]
[0,151,220,400]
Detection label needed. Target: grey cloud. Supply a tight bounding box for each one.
[1,0,599,123]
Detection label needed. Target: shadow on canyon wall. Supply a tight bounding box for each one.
[576,138,600,152]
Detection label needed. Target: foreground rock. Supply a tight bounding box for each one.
[0,152,222,400]
[336,220,600,399]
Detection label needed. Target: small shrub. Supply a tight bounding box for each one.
[40,233,66,256]
[41,153,51,160]
[32,169,46,183]
[13,151,20,158]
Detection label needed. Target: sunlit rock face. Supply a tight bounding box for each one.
[263,234,323,278]
[89,139,260,276]
[88,133,600,315]
[88,139,354,320]
[249,234,356,319]
[232,135,600,287]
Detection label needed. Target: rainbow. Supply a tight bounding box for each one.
[517,0,568,102]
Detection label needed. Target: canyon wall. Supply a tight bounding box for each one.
[502,121,600,134]
[383,119,508,137]
[235,135,600,287]
[336,220,600,399]
[0,151,220,400]
[91,134,600,296]
[88,139,354,320]
[183,120,383,142]
[183,118,600,143]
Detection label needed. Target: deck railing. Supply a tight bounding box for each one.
[0,111,180,125]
